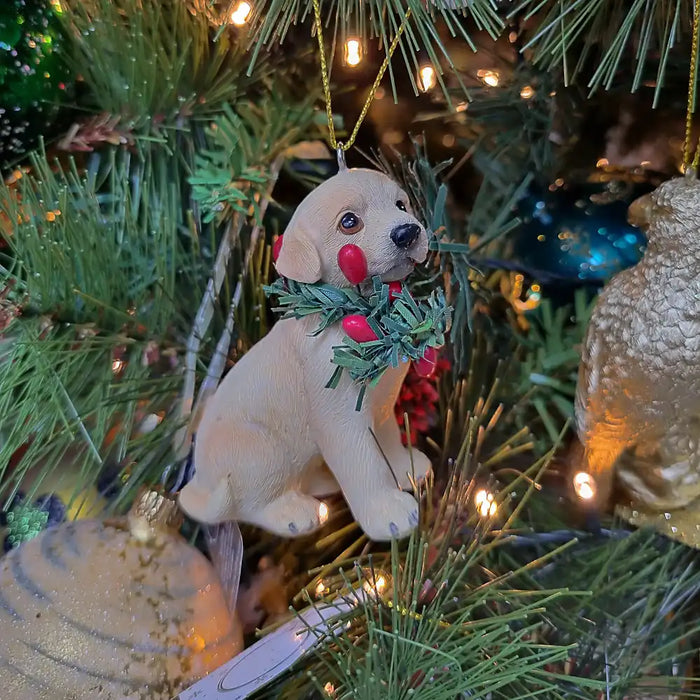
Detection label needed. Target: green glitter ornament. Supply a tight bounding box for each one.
[0,0,71,165]
[4,501,49,548]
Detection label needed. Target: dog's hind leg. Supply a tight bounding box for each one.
[243,491,327,537]
[179,474,239,524]
[300,456,341,497]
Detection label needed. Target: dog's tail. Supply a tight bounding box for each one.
[178,475,237,524]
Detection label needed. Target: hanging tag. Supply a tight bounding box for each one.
[173,596,360,699]
[205,520,244,618]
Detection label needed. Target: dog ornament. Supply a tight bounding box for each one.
[179,168,434,541]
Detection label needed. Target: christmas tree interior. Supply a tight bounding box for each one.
[1,1,700,698]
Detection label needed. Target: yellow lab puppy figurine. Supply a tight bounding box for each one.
[179,168,431,541]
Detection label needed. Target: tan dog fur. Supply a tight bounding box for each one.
[178,168,431,541]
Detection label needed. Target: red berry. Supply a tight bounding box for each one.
[342,315,377,343]
[414,346,438,377]
[388,281,402,300]
[272,235,284,262]
[337,244,368,285]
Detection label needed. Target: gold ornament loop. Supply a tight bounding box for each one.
[311,0,411,155]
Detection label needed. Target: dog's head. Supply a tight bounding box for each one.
[275,168,429,286]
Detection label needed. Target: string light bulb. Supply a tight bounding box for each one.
[477,69,500,87]
[507,273,542,311]
[474,489,497,517]
[315,580,326,598]
[230,1,252,26]
[344,38,362,67]
[520,85,535,99]
[573,472,596,501]
[362,571,389,598]
[112,358,125,374]
[318,501,329,525]
[418,64,437,92]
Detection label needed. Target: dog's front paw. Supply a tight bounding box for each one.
[395,448,432,491]
[360,490,419,541]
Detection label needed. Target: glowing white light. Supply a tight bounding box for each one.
[419,65,436,92]
[474,489,497,517]
[315,580,326,597]
[112,358,125,374]
[477,69,499,87]
[230,1,252,26]
[362,572,388,597]
[344,38,362,67]
[573,471,596,501]
[318,501,329,525]
[323,681,335,696]
[520,85,535,99]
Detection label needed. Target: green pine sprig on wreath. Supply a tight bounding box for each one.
[264,276,452,409]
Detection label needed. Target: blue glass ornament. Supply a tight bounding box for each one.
[507,172,654,284]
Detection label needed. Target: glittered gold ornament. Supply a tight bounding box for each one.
[0,488,243,699]
[575,174,700,547]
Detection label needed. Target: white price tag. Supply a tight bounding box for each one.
[174,597,357,699]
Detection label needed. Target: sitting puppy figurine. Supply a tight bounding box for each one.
[179,168,431,541]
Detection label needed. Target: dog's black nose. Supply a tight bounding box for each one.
[390,223,421,249]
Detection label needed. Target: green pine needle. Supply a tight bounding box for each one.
[0,146,185,332]
[60,0,263,125]
[512,0,694,103]
[507,289,595,453]
[190,97,319,223]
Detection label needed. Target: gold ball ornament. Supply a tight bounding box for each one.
[0,488,243,699]
[575,173,700,547]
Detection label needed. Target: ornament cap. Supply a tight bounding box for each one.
[128,487,184,542]
[336,143,347,172]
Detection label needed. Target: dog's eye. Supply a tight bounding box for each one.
[396,200,407,212]
[339,212,363,235]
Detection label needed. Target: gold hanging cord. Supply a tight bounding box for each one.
[311,0,412,157]
[683,0,700,172]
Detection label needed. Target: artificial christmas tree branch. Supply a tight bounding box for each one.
[61,0,263,124]
[173,154,284,461]
[238,0,503,101]
[513,0,696,102]
[3,0,700,696]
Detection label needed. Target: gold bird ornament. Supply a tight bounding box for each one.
[575,173,700,547]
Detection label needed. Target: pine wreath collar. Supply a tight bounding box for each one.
[264,275,452,410]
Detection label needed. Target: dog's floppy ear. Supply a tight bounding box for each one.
[275,220,322,283]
